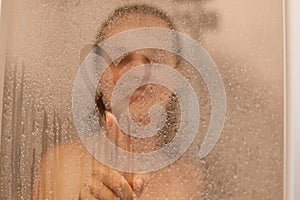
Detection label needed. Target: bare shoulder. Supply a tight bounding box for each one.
[38,139,94,175]
[33,139,95,199]
[40,138,90,163]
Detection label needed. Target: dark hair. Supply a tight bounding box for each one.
[95,4,176,44]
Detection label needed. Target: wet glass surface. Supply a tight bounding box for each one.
[0,0,283,199]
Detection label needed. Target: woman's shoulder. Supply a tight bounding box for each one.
[34,138,96,199]
[39,137,95,175]
[41,138,83,162]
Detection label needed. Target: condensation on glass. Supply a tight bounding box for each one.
[0,0,284,199]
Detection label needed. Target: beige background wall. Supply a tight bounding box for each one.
[287,0,300,199]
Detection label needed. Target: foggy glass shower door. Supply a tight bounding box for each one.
[0,0,284,199]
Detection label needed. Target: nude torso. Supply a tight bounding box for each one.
[33,139,203,200]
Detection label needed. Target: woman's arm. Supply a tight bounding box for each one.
[31,112,149,200]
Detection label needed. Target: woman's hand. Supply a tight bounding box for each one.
[79,164,134,200]
[79,112,150,200]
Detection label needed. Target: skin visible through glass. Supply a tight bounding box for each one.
[31,9,204,200]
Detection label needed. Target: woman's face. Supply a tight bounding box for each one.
[98,12,178,152]
[109,53,150,102]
